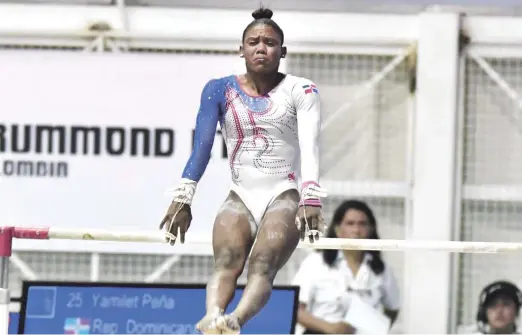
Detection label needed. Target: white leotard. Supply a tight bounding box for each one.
[181,74,321,229]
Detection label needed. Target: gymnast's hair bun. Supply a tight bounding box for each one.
[252,7,273,20]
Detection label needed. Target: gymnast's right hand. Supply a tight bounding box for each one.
[160,178,197,245]
[160,201,192,245]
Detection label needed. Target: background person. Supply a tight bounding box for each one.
[292,200,400,334]
[472,280,522,334]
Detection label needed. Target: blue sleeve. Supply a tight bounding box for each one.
[181,79,223,182]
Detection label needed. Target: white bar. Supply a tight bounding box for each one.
[321,180,410,198]
[0,5,418,43]
[49,228,167,243]
[463,185,522,202]
[465,15,522,45]
[0,5,416,52]
[404,96,416,236]
[0,32,405,55]
[43,227,522,253]
[404,11,461,334]
[448,54,468,334]
[467,44,522,58]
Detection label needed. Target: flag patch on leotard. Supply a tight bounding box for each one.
[302,84,318,95]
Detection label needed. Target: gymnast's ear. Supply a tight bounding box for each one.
[281,46,287,58]
[239,46,244,58]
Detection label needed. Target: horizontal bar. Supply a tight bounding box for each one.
[6,227,522,253]
[463,184,522,202]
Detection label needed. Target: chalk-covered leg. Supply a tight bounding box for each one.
[197,192,255,334]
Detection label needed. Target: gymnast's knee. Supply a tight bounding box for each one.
[247,252,278,282]
[214,247,247,278]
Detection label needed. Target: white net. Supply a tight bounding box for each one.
[458,55,522,327]
[463,57,522,185]
[4,44,410,335]
[287,53,412,181]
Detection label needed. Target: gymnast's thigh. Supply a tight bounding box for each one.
[211,191,256,268]
[247,189,300,274]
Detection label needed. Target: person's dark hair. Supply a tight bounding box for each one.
[242,6,285,45]
[322,200,385,275]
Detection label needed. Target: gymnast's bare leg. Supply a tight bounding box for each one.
[217,189,300,333]
[195,191,255,334]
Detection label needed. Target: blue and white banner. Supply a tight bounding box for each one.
[19,281,298,334]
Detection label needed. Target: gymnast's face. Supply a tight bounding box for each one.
[241,24,285,74]
[335,209,371,240]
[486,296,517,331]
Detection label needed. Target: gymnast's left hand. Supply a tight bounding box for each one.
[296,205,326,243]
[296,183,328,243]
[159,201,192,245]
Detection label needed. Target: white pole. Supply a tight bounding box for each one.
[36,227,522,253]
[0,290,8,335]
[90,253,100,282]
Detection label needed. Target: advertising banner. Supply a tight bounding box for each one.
[19,281,298,334]
[0,51,244,254]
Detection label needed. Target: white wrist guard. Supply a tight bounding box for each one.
[300,181,328,207]
[165,178,197,205]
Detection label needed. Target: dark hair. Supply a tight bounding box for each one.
[322,200,385,275]
[242,6,285,45]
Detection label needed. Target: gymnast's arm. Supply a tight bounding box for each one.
[293,80,322,202]
[176,79,222,200]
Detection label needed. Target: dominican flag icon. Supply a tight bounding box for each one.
[302,84,318,95]
[64,318,90,334]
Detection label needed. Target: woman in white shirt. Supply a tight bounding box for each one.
[292,200,401,334]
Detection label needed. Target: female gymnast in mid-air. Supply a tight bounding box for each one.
[160,6,327,334]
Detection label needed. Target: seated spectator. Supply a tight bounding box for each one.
[292,200,400,334]
[473,280,521,334]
